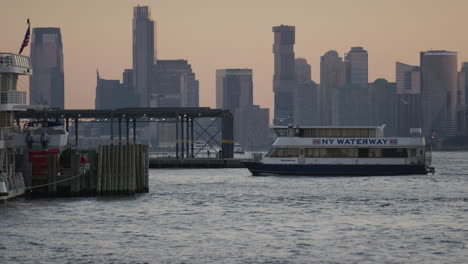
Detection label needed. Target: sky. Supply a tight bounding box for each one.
[3,0,468,117]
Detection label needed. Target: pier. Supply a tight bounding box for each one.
[21,144,149,197]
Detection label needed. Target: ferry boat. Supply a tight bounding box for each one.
[243,125,434,176]
[0,53,31,202]
[15,120,69,151]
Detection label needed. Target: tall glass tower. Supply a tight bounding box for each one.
[133,5,156,107]
[420,50,458,137]
[272,25,295,125]
[29,27,64,109]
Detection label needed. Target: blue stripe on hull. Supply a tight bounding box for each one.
[243,162,428,176]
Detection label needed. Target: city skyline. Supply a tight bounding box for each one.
[3,0,468,116]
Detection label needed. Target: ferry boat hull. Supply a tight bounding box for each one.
[244,162,428,176]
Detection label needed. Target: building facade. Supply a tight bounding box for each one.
[457,62,468,135]
[152,60,199,107]
[369,79,398,136]
[216,68,269,149]
[29,27,64,108]
[294,58,311,82]
[396,62,422,136]
[294,80,320,126]
[345,47,368,88]
[216,69,253,111]
[320,50,346,125]
[420,50,458,137]
[95,70,138,110]
[133,5,156,107]
[272,25,296,125]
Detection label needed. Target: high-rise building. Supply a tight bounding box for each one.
[216,69,253,111]
[216,68,269,149]
[294,58,311,82]
[29,27,64,109]
[133,5,156,107]
[457,62,468,135]
[95,70,138,110]
[369,79,398,136]
[294,80,320,126]
[335,83,372,126]
[396,62,422,136]
[272,25,296,125]
[345,47,368,87]
[420,50,458,137]
[461,63,468,106]
[151,60,199,107]
[320,50,346,125]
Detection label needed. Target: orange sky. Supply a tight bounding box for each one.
[3,0,468,118]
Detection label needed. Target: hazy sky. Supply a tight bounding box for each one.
[3,0,468,114]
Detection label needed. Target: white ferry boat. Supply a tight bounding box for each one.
[0,52,31,202]
[15,120,69,151]
[244,125,434,176]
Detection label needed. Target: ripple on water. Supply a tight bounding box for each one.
[1,152,468,263]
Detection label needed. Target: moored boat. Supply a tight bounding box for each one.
[243,125,434,176]
[0,52,32,202]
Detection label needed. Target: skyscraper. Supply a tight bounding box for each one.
[95,70,138,110]
[457,62,468,135]
[29,27,64,109]
[216,69,253,111]
[420,50,458,137]
[133,5,156,107]
[216,69,269,149]
[272,25,296,125]
[369,79,398,136]
[345,47,368,87]
[294,58,311,82]
[320,50,346,125]
[152,60,199,107]
[396,62,422,136]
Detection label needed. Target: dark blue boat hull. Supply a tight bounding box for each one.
[243,162,428,176]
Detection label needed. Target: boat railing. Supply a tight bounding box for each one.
[0,91,27,105]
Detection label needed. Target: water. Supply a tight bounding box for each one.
[1,152,467,263]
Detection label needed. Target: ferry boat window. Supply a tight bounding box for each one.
[381,148,408,158]
[267,148,298,157]
[358,148,369,158]
[305,148,357,158]
[369,149,382,158]
[409,148,417,157]
[284,148,298,157]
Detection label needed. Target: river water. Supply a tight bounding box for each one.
[1,152,467,263]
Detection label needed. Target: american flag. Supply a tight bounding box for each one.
[19,19,30,55]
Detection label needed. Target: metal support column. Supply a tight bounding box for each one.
[74,118,79,146]
[126,118,130,145]
[190,118,194,158]
[118,118,122,145]
[65,118,69,132]
[110,115,114,145]
[133,118,136,144]
[181,116,184,159]
[176,116,179,159]
[186,116,189,158]
[221,111,234,158]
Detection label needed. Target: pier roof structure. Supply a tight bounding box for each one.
[16,107,228,119]
[16,107,234,159]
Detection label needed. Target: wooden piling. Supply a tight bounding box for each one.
[97,145,103,193]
